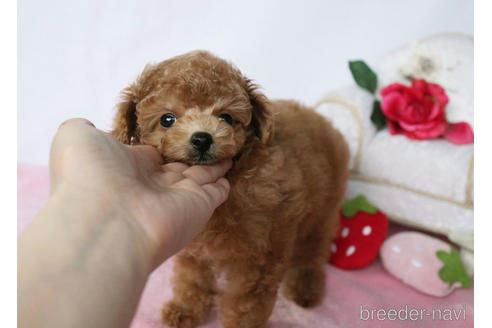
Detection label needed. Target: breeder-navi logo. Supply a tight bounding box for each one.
[360,305,467,321]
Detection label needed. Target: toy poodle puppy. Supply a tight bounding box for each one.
[111,51,349,328]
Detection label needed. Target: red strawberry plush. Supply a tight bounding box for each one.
[330,195,388,270]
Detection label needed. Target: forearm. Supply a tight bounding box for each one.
[18,187,154,328]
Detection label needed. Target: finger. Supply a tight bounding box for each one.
[130,145,164,165]
[201,178,231,207]
[157,171,185,186]
[182,160,232,185]
[59,118,95,129]
[162,162,189,173]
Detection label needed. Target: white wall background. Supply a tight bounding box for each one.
[18,0,473,165]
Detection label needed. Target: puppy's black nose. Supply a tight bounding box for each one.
[190,132,213,152]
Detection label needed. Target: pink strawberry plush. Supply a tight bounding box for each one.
[330,195,388,270]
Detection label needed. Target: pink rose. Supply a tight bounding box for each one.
[380,80,473,144]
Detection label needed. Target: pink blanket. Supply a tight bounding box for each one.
[18,164,473,327]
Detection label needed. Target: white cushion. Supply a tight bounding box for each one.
[315,33,474,250]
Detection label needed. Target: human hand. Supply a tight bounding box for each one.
[50,118,231,267]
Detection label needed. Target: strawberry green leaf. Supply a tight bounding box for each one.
[370,100,386,130]
[342,195,378,218]
[436,248,472,288]
[349,60,378,94]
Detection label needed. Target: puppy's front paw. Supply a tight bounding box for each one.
[283,266,325,308]
[161,301,199,328]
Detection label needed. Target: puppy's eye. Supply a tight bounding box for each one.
[160,113,177,128]
[218,113,233,125]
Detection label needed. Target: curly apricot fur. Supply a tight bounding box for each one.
[112,51,349,328]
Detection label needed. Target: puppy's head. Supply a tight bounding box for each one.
[112,51,273,165]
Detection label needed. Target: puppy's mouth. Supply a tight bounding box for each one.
[185,150,218,165]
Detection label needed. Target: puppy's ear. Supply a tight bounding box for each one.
[111,86,139,144]
[246,80,274,144]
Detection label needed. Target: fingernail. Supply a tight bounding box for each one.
[217,178,230,190]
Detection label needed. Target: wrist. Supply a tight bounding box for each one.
[19,185,155,328]
[48,184,156,274]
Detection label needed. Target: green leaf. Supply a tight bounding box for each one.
[436,248,472,288]
[349,60,378,94]
[370,100,386,130]
[342,195,378,218]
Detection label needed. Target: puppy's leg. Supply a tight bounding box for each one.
[217,260,285,328]
[161,253,215,328]
[282,211,338,308]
